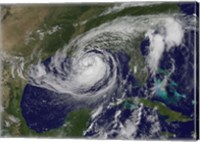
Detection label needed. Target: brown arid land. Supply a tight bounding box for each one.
[1,5,49,52]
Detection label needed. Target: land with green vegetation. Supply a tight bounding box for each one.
[122,97,192,123]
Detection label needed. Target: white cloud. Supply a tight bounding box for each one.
[164,18,184,51]
[145,17,184,75]
[100,2,163,16]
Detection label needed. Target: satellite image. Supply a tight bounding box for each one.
[0,1,199,140]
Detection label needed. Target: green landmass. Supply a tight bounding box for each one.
[127,35,148,85]
[160,131,175,138]
[124,97,192,123]
[84,3,180,31]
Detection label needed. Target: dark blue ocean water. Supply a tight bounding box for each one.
[178,2,199,16]
[21,84,72,133]
[138,3,197,138]
[140,37,150,56]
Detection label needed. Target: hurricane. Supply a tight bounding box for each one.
[18,13,196,133]
[1,2,198,139]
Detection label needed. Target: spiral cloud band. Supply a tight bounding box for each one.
[27,15,193,96]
